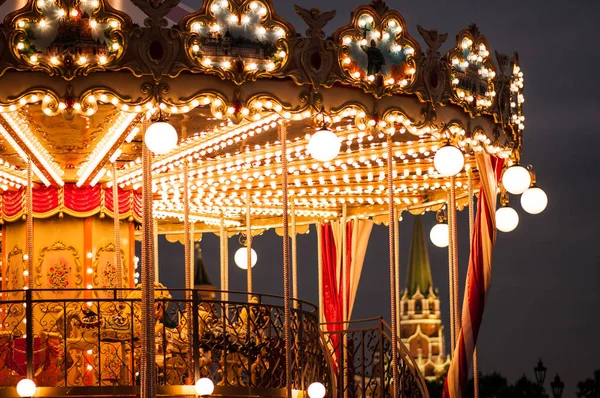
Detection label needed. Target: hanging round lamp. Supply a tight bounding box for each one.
[502,164,531,195]
[234,247,258,269]
[434,145,464,177]
[144,108,178,155]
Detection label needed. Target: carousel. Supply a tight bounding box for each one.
[0,0,547,397]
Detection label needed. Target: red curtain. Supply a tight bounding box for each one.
[1,183,142,219]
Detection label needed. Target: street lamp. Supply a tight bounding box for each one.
[534,359,547,386]
[550,374,564,398]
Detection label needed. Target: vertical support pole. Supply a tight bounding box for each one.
[447,193,455,354]
[378,319,385,398]
[220,213,226,302]
[153,219,159,283]
[246,192,253,296]
[224,226,229,302]
[192,289,200,381]
[280,121,292,398]
[394,208,401,333]
[140,119,156,398]
[112,163,123,298]
[450,176,460,343]
[386,134,399,398]
[183,160,194,382]
[129,221,135,288]
[26,157,33,290]
[291,200,298,308]
[316,222,324,324]
[25,288,33,379]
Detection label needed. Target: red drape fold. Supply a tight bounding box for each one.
[443,155,504,398]
[1,183,142,219]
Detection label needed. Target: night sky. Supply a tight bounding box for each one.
[153,1,600,395]
[2,0,596,395]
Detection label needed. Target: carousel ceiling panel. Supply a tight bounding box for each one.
[14,105,136,183]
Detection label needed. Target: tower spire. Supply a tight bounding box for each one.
[406,215,434,296]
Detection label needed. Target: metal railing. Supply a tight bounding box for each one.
[321,317,429,398]
[0,288,332,395]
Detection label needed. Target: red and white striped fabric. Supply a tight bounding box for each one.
[319,219,373,368]
[443,153,504,398]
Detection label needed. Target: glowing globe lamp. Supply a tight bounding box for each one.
[307,128,340,162]
[521,187,548,215]
[307,382,327,398]
[16,378,36,397]
[502,165,531,195]
[144,121,178,155]
[234,247,258,269]
[430,223,449,248]
[195,378,215,396]
[434,145,464,177]
[496,206,519,232]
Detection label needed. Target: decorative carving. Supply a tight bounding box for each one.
[412,25,451,107]
[35,241,82,298]
[180,0,294,84]
[279,6,337,88]
[446,24,497,116]
[333,2,420,98]
[130,0,181,21]
[3,0,132,80]
[493,51,524,151]
[6,245,24,289]
[417,25,447,55]
[294,6,336,40]
[92,242,128,296]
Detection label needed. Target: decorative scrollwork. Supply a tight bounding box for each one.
[180,0,295,84]
[413,25,452,107]
[333,0,420,98]
[446,24,497,115]
[34,241,82,298]
[321,318,428,398]
[4,0,132,80]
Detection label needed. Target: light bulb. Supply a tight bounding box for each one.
[234,247,258,269]
[502,165,531,195]
[144,121,178,155]
[16,378,36,397]
[195,378,215,396]
[430,223,449,248]
[496,206,519,232]
[434,145,464,177]
[520,186,547,215]
[308,382,326,398]
[307,128,340,162]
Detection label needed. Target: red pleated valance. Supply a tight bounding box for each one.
[0,184,142,222]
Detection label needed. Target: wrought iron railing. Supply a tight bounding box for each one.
[0,288,332,396]
[321,317,429,398]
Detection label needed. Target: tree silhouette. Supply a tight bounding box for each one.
[577,370,600,398]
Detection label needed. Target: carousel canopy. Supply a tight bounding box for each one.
[0,0,525,233]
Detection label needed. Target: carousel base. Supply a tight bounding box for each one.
[0,385,301,397]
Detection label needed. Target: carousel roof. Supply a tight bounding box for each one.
[0,0,525,233]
